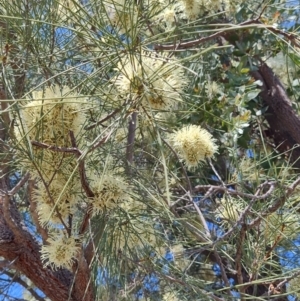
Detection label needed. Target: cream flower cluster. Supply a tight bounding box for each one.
[20,86,86,145]
[114,52,187,111]
[15,86,89,269]
[15,86,87,179]
[41,233,80,270]
[148,0,243,28]
[90,172,131,214]
[33,178,79,226]
[169,125,218,169]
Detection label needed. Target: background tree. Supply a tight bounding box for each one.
[1,0,300,300]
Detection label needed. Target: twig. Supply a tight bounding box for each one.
[85,108,121,130]
[69,131,94,199]
[212,250,231,291]
[248,177,300,228]
[194,182,275,200]
[263,223,284,261]
[154,19,300,51]
[31,131,111,234]
[2,270,45,301]
[286,176,300,196]
[31,161,71,236]
[154,19,261,51]
[68,132,94,235]
[275,270,300,291]
[214,181,276,243]
[8,172,30,196]
[31,141,79,154]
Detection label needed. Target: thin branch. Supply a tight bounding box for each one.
[0,178,23,239]
[68,132,94,235]
[31,141,79,154]
[154,19,300,51]
[69,131,94,199]
[275,270,300,291]
[31,161,71,236]
[154,19,260,51]
[248,177,300,228]
[31,131,112,235]
[286,176,300,196]
[194,182,276,200]
[212,250,231,291]
[85,108,121,130]
[207,158,225,187]
[8,173,30,196]
[214,181,276,243]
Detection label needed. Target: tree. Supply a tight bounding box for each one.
[1,0,300,300]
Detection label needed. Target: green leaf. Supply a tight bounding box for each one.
[245,90,260,101]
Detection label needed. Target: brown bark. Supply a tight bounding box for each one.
[252,63,300,167]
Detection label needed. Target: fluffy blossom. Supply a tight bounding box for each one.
[41,234,80,270]
[206,81,222,100]
[18,86,86,145]
[114,52,187,111]
[90,172,131,214]
[15,85,87,178]
[149,1,178,30]
[150,0,243,23]
[169,125,218,169]
[33,178,79,226]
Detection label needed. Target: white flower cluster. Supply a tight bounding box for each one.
[15,86,135,270]
[90,172,131,214]
[114,52,187,111]
[41,233,80,270]
[15,86,86,179]
[169,125,218,169]
[146,0,229,32]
